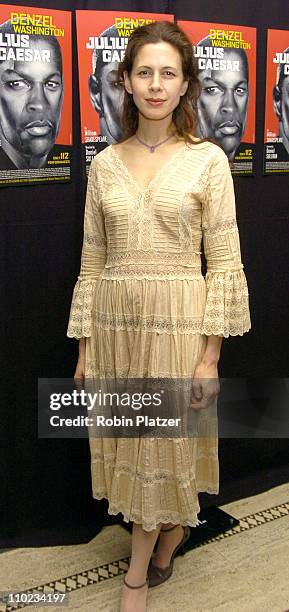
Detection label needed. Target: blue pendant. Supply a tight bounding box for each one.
[150,146,155,153]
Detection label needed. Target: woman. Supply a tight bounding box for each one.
[67,21,251,612]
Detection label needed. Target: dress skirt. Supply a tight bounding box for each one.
[85,276,219,532]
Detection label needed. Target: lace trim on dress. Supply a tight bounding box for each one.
[91,498,205,531]
[85,362,214,379]
[201,270,251,337]
[105,249,202,267]
[130,190,154,251]
[84,232,107,247]
[91,454,215,486]
[203,218,238,236]
[101,265,203,280]
[67,279,97,338]
[91,311,204,334]
[102,250,202,279]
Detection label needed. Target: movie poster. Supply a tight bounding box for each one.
[178,20,256,175]
[264,29,289,174]
[76,11,173,175]
[0,5,72,187]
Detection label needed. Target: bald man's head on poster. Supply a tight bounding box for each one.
[88,24,125,144]
[0,20,64,169]
[195,36,249,160]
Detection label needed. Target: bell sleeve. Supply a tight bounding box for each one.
[200,147,251,338]
[67,158,106,339]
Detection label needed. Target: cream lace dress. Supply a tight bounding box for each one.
[67,140,251,531]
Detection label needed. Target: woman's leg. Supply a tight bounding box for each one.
[127,522,161,582]
[120,522,161,612]
[153,522,185,569]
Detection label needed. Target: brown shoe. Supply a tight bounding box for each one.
[148,525,190,588]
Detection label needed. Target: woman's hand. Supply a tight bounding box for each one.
[74,338,86,391]
[190,359,220,411]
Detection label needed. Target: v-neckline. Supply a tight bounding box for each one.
[110,142,188,194]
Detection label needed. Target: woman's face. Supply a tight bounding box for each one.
[123,41,188,121]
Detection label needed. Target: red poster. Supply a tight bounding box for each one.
[178,20,256,175]
[76,11,174,174]
[264,29,289,174]
[0,5,72,186]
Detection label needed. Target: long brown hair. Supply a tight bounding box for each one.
[115,20,208,146]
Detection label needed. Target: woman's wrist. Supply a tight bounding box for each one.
[200,335,223,367]
[198,355,220,367]
[78,337,86,357]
